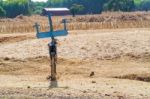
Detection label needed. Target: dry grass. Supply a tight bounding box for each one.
[0,12,150,33]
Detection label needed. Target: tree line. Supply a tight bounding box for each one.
[0,0,150,18]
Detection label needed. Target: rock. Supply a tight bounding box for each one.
[117,95,124,99]
[4,57,10,61]
[27,86,31,89]
[83,90,87,93]
[139,94,143,96]
[105,94,111,96]
[90,71,95,77]
[91,81,96,83]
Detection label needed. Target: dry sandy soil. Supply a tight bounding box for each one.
[0,28,150,99]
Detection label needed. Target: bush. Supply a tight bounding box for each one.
[103,0,135,12]
[0,6,6,17]
[70,4,84,17]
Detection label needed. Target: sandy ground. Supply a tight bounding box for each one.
[0,29,150,99]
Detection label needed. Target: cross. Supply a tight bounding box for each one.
[34,14,68,81]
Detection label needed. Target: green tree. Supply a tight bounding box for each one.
[47,0,107,14]
[0,0,3,6]
[70,4,84,17]
[47,0,64,7]
[134,0,142,6]
[138,0,150,11]
[0,6,6,17]
[104,0,135,12]
[3,0,31,18]
[31,1,46,14]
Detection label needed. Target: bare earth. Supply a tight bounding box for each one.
[0,28,150,99]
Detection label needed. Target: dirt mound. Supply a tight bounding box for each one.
[73,12,150,22]
[0,35,34,44]
[0,15,47,23]
[113,73,150,82]
[15,14,25,19]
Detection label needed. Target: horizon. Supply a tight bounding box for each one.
[32,0,48,2]
[2,0,48,2]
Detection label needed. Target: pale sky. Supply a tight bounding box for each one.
[32,0,48,2]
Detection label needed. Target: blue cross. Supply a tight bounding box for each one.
[34,14,68,39]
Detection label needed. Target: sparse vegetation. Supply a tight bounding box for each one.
[0,6,6,17]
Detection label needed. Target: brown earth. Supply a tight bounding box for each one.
[0,29,150,99]
[72,11,150,22]
[1,11,150,23]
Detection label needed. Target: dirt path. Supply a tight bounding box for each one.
[0,29,150,98]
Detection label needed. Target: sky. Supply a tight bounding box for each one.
[32,0,48,2]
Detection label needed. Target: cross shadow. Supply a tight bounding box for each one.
[48,80,69,89]
[49,80,58,88]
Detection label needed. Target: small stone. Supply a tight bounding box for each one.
[92,81,96,83]
[105,94,111,96]
[113,91,118,93]
[90,71,95,77]
[67,93,71,95]
[4,57,10,61]
[117,95,124,99]
[139,94,143,96]
[83,90,87,93]
[27,86,31,89]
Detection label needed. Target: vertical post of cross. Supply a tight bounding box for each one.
[62,19,67,30]
[48,14,54,33]
[34,23,40,34]
[47,14,57,81]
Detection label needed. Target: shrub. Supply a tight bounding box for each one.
[0,6,6,17]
